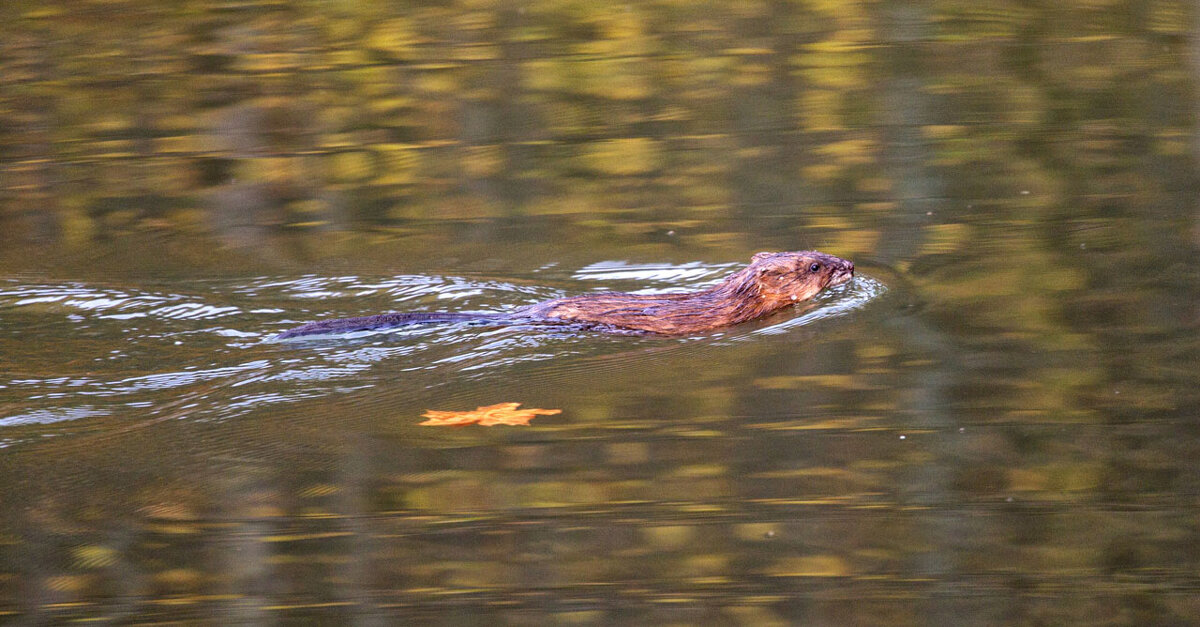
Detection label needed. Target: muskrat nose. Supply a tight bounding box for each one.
[845,260,854,275]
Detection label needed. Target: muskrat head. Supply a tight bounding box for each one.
[747,250,855,306]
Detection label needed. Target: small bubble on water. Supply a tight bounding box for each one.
[1021,190,1030,195]
[899,434,906,440]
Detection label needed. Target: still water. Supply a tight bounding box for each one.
[1,0,1198,623]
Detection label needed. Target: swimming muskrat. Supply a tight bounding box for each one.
[276,250,854,339]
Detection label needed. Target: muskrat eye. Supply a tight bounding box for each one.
[809,263,821,273]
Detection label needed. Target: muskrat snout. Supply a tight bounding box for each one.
[828,258,854,287]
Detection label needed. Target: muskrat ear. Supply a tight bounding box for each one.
[752,251,776,262]
[754,255,790,276]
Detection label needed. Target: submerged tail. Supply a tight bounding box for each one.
[275,311,507,339]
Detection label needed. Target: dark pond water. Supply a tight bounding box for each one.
[1,0,1199,624]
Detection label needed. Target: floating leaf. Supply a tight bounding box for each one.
[419,403,561,427]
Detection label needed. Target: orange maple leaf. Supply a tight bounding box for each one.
[419,403,561,427]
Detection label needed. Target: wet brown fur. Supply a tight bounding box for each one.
[519,250,854,334]
[277,251,853,339]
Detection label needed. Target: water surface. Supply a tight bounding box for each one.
[1,0,1198,623]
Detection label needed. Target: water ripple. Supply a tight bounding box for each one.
[0,267,885,438]
[572,260,735,286]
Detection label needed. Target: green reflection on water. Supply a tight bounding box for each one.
[1,0,1199,623]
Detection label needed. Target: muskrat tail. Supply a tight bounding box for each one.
[274,312,508,340]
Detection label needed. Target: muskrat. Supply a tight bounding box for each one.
[276,250,854,339]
